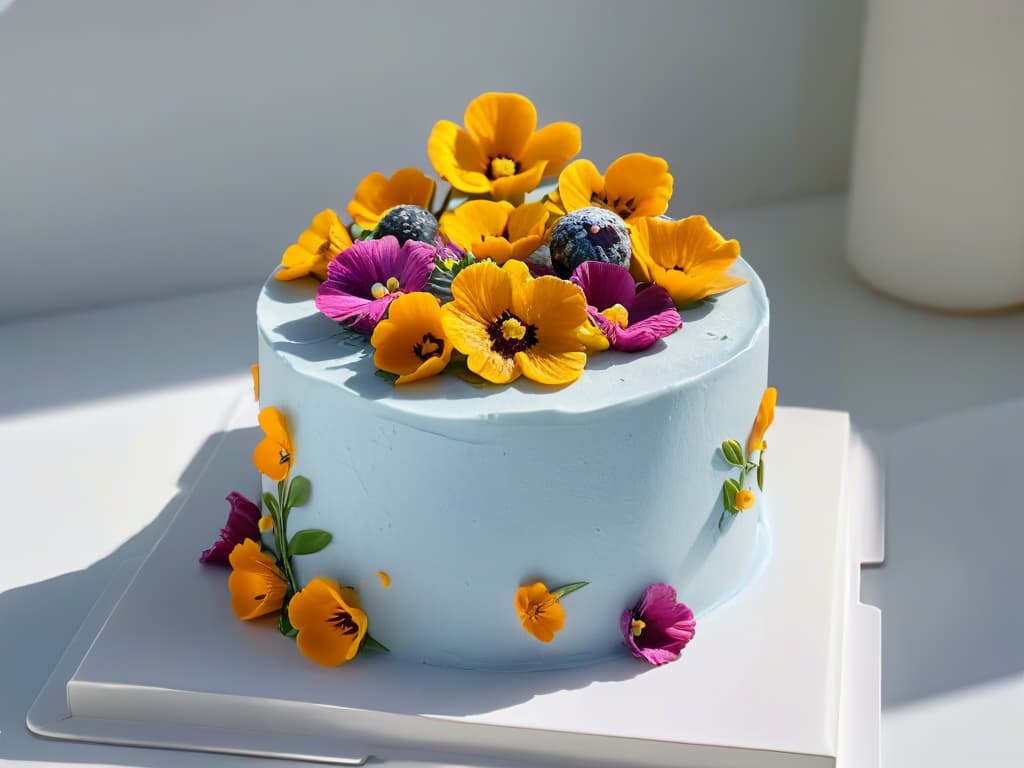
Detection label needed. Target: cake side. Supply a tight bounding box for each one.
[255,260,769,669]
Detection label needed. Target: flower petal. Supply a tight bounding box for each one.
[200,492,261,565]
[464,92,537,159]
[348,168,436,231]
[521,121,582,178]
[428,120,490,194]
[604,153,673,218]
[571,261,637,312]
[556,159,605,213]
[289,577,368,666]
[490,164,545,201]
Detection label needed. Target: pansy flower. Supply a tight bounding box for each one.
[629,215,746,307]
[276,209,353,282]
[620,583,696,665]
[440,260,590,386]
[428,92,581,200]
[253,406,292,482]
[515,582,566,643]
[747,386,777,456]
[347,168,436,232]
[288,577,369,666]
[439,200,548,265]
[200,491,261,565]
[370,292,453,384]
[315,236,436,334]
[227,538,287,620]
[554,154,673,221]
[570,261,682,352]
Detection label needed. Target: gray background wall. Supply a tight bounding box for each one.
[0,0,864,321]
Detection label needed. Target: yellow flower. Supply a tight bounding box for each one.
[428,92,581,201]
[347,168,436,231]
[556,153,673,221]
[370,292,453,384]
[440,260,590,386]
[746,387,777,456]
[439,200,548,265]
[288,577,368,666]
[258,515,274,532]
[227,539,287,620]
[629,215,746,307]
[253,407,292,482]
[735,489,755,511]
[515,582,566,643]
[376,571,391,589]
[277,209,353,282]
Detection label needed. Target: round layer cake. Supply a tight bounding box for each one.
[256,258,769,669]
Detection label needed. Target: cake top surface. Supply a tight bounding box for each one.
[257,257,767,424]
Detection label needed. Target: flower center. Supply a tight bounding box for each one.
[278,448,291,466]
[526,598,555,621]
[370,277,402,299]
[488,156,519,179]
[316,240,334,257]
[630,618,646,637]
[327,609,359,636]
[601,303,630,329]
[413,332,445,361]
[590,192,637,219]
[487,310,538,359]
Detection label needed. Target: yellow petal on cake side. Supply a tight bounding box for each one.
[227,539,287,620]
[253,406,293,481]
[515,582,567,643]
[747,387,778,456]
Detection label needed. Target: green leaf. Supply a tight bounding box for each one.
[262,492,279,515]
[550,581,589,600]
[375,369,400,384]
[278,611,297,637]
[286,476,311,508]
[361,633,390,653]
[757,454,765,491]
[289,529,333,555]
[722,478,740,512]
[452,365,499,388]
[721,439,744,467]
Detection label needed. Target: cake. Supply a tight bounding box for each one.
[204,92,775,671]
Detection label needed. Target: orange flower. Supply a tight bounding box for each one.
[556,153,673,221]
[251,364,260,402]
[370,292,453,384]
[439,200,548,264]
[347,168,436,231]
[440,260,590,386]
[746,387,777,456]
[515,582,566,643]
[288,577,368,666]
[734,489,755,511]
[629,215,746,307]
[227,539,287,620]
[428,92,581,201]
[253,407,292,482]
[277,209,353,282]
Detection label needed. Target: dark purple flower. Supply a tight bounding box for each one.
[570,261,681,352]
[620,583,696,665]
[200,491,261,565]
[315,235,436,333]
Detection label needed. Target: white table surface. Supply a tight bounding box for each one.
[2,195,1022,767]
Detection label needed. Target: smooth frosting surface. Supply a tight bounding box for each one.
[256,259,769,669]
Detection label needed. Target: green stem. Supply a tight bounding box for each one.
[276,479,299,596]
[433,185,454,218]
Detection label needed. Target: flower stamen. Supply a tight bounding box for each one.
[385,276,401,293]
[488,156,519,179]
[630,618,646,637]
[327,609,360,635]
[413,332,445,361]
[486,310,538,359]
[600,303,630,329]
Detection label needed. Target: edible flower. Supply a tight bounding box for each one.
[440,260,590,386]
[200,491,261,565]
[227,538,287,620]
[428,92,581,200]
[288,577,369,666]
[570,261,682,352]
[734,489,755,511]
[276,209,353,282]
[439,200,548,265]
[347,168,436,231]
[253,406,292,482]
[315,236,436,333]
[620,583,696,665]
[370,291,453,384]
[515,582,566,643]
[629,215,746,307]
[747,386,777,455]
[554,153,673,221]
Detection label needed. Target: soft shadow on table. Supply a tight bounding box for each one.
[0,428,643,768]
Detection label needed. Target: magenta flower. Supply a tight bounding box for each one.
[620,583,696,665]
[570,261,681,352]
[200,491,261,565]
[315,235,436,333]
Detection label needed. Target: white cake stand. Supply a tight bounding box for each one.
[27,400,883,767]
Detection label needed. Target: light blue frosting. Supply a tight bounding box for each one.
[257,259,769,669]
